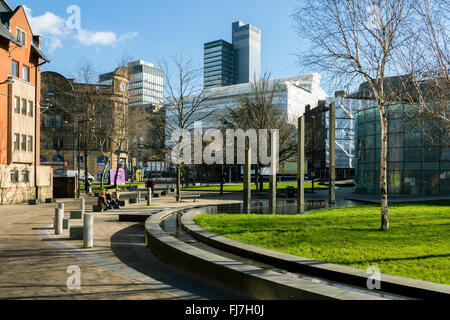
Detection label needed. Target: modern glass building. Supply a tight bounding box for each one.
[232,21,261,84]
[100,60,164,107]
[204,21,261,88]
[355,104,450,195]
[127,60,164,107]
[204,40,235,88]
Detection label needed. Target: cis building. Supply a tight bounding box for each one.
[0,1,52,204]
[204,21,261,88]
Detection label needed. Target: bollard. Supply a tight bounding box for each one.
[54,208,64,235]
[147,188,152,206]
[83,214,94,248]
[58,203,64,211]
[137,192,141,202]
[80,198,85,214]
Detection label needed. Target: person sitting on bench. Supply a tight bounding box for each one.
[111,188,121,209]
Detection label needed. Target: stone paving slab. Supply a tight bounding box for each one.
[0,194,242,300]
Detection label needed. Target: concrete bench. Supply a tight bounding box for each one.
[180,194,201,202]
[70,211,83,219]
[70,226,83,240]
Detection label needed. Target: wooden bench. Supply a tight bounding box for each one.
[180,194,201,202]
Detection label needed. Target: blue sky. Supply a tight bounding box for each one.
[10,0,329,93]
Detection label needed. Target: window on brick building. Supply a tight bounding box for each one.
[27,136,33,152]
[21,170,29,182]
[28,101,33,117]
[22,65,29,82]
[21,98,27,115]
[21,135,26,151]
[16,28,26,47]
[10,170,19,183]
[13,134,19,151]
[12,60,19,77]
[14,97,20,113]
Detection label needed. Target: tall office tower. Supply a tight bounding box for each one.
[127,60,164,107]
[204,40,235,88]
[99,60,162,107]
[232,21,261,84]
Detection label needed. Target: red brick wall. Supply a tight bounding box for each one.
[0,6,41,165]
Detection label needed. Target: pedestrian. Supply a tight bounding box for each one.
[151,178,156,195]
[105,191,112,210]
[112,188,121,209]
[86,179,92,196]
[98,191,108,212]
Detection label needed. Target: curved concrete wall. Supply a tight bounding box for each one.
[182,209,450,300]
[144,206,383,300]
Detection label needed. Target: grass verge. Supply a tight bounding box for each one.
[194,200,450,284]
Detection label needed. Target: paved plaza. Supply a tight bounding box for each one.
[0,193,242,300]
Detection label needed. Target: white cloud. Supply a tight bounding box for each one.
[119,31,139,41]
[24,6,68,36]
[48,37,63,53]
[23,6,138,52]
[75,29,117,46]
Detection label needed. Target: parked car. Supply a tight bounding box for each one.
[66,170,95,182]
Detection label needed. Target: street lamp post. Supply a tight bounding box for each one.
[77,118,92,198]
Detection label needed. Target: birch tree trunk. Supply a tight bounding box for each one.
[379,107,389,231]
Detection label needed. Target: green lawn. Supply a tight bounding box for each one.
[194,200,450,284]
[80,182,145,192]
[182,182,327,192]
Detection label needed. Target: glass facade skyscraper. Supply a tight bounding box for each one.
[232,21,261,84]
[100,60,164,107]
[204,21,261,88]
[127,60,164,107]
[204,40,235,88]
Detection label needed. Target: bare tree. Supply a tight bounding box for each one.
[294,0,416,230]
[391,0,449,140]
[220,74,298,191]
[159,53,219,201]
[91,104,118,189]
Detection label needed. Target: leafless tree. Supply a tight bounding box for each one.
[91,104,118,189]
[220,74,298,191]
[390,0,449,143]
[294,0,415,230]
[158,53,219,201]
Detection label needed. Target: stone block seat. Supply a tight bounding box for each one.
[70,226,83,240]
[70,211,83,219]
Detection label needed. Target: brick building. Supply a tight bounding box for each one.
[40,67,129,182]
[0,1,52,204]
